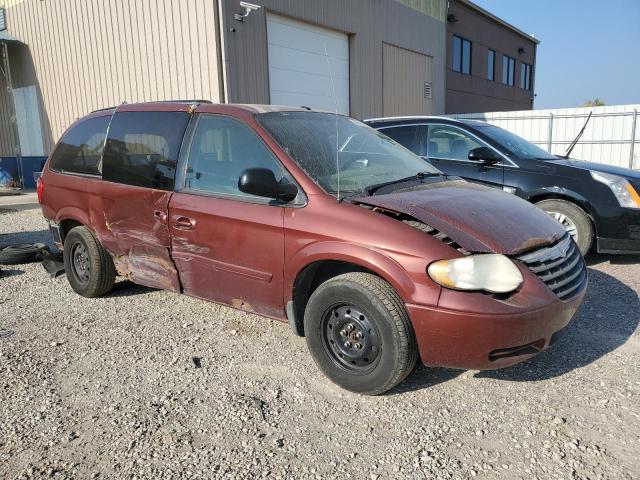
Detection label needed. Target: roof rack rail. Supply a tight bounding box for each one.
[142,99,214,104]
[91,105,117,113]
[91,99,214,113]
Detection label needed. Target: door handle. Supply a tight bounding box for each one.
[153,210,167,224]
[172,215,196,230]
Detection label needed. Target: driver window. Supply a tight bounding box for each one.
[184,115,291,199]
[427,125,484,161]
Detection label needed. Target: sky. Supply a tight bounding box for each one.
[471,0,640,109]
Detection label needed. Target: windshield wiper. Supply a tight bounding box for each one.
[365,171,442,196]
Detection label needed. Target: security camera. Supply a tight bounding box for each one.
[235,2,261,21]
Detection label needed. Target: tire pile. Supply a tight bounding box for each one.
[0,244,49,276]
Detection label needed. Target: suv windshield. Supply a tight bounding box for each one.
[475,124,557,160]
[257,112,441,197]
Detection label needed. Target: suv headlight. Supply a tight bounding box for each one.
[428,254,523,294]
[590,171,640,209]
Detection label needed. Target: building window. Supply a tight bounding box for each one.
[452,35,471,75]
[487,49,495,81]
[502,55,515,86]
[520,63,532,90]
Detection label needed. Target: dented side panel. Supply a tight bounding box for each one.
[91,182,181,291]
[168,192,286,319]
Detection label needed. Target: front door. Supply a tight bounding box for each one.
[96,109,191,291]
[169,114,294,318]
[422,124,504,189]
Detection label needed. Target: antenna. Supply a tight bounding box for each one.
[564,111,592,159]
[323,44,340,201]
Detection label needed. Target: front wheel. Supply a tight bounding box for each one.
[536,199,594,256]
[304,272,418,395]
[63,226,116,297]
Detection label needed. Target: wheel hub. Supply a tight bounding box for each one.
[322,306,380,371]
[547,211,579,240]
[71,242,90,284]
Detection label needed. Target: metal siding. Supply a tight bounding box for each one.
[221,0,446,120]
[383,43,433,116]
[454,105,640,169]
[0,0,221,155]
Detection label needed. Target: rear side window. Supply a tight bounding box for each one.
[49,115,110,175]
[102,111,190,190]
[380,126,419,154]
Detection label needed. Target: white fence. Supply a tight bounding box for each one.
[452,104,640,170]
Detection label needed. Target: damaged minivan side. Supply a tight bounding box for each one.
[39,102,587,395]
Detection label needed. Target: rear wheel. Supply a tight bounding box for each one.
[63,226,116,297]
[536,199,593,256]
[304,272,418,395]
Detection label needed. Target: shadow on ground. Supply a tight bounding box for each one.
[109,280,156,298]
[393,265,639,393]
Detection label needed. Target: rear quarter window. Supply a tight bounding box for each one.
[102,111,190,190]
[49,115,110,175]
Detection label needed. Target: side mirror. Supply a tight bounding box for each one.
[238,168,298,202]
[468,146,502,164]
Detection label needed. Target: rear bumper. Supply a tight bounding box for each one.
[406,290,585,370]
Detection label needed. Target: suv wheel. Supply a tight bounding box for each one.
[63,226,116,297]
[535,199,593,256]
[304,272,418,395]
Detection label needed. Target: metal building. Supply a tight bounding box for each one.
[0,0,448,187]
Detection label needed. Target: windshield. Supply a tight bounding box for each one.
[475,124,557,160]
[256,112,441,197]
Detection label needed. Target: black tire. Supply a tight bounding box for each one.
[63,226,116,297]
[0,243,47,265]
[304,272,418,395]
[535,199,593,256]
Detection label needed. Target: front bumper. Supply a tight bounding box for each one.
[406,288,585,370]
[593,203,640,253]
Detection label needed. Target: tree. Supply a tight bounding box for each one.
[582,98,605,107]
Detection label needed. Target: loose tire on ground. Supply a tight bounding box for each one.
[304,272,418,395]
[0,243,47,265]
[535,199,594,256]
[63,226,116,297]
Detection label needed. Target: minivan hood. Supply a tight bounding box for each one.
[353,180,566,255]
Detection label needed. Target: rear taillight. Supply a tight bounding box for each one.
[37,176,44,204]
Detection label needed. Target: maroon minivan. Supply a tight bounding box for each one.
[39,102,587,394]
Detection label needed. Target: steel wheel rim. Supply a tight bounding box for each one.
[547,210,579,240]
[321,305,381,374]
[70,241,91,285]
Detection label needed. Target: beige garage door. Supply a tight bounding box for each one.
[383,43,433,117]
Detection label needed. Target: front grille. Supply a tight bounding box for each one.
[517,235,587,301]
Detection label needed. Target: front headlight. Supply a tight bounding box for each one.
[590,171,640,209]
[428,254,523,294]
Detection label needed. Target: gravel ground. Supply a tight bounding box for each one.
[1,208,639,480]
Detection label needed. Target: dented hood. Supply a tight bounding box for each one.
[354,180,566,255]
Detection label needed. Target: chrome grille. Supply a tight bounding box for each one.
[517,235,587,301]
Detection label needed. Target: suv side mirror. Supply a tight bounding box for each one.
[468,146,502,164]
[238,168,298,202]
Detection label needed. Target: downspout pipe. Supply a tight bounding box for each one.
[1,40,23,188]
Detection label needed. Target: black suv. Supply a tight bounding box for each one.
[366,116,640,256]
